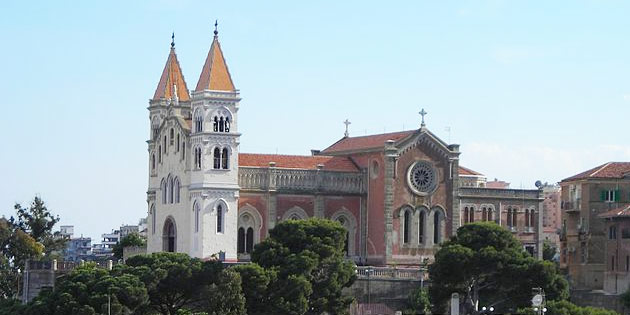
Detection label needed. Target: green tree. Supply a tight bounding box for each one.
[24,264,148,315]
[543,240,557,261]
[232,263,274,315]
[203,269,246,315]
[428,222,568,314]
[251,218,356,315]
[11,197,66,256]
[112,233,146,260]
[404,287,431,314]
[120,252,224,315]
[0,218,43,298]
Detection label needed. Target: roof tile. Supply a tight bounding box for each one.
[563,162,630,182]
[239,153,359,172]
[322,130,415,153]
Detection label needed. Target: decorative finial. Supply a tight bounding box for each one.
[343,119,351,137]
[419,108,427,127]
[171,32,175,48]
[214,20,218,37]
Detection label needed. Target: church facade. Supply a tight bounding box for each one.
[146,29,544,265]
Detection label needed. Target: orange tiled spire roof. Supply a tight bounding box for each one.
[153,33,191,101]
[195,22,236,92]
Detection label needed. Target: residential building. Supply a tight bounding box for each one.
[560,162,630,289]
[542,184,562,250]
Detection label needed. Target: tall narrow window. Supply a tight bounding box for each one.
[403,210,410,243]
[217,205,223,233]
[530,210,535,228]
[246,227,254,253]
[176,134,180,152]
[213,148,221,169]
[151,204,156,235]
[434,212,441,244]
[175,179,180,203]
[225,117,230,132]
[194,203,200,233]
[507,208,513,227]
[182,142,185,160]
[626,256,629,272]
[163,136,167,151]
[469,206,475,223]
[488,209,493,221]
[482,207,487,221]
[219,117,225,132]
[512,209,518,229]
[168,177,174,204]
[222,148,229,169]
[151,154,156,170]
[525,209,530,227]
[170,129,174,145]
[238,228,245,253]
[463,207,469,224]
[418,211,425,244]
[159,146,162,163]
[213,116,218,132]
[161,179,167,204]
[195,115,203,133]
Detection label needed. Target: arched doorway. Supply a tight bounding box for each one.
[162,217,176,252]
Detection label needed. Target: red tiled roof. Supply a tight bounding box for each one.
[459,166,484,176]
[153,47,190,101]
[322,130,415,153]
[562,162,630,182]
[598,205,630,219]
[195,36,235,91]
[238,153,359,172]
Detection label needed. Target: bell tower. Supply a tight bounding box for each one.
[189,22,240,261]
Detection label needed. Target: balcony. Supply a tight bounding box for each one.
[561,199,581,212]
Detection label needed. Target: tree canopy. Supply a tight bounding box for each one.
[248,218,356,315]
[112,233,146,260]
[11,197,66,257]
[428,222,569,314]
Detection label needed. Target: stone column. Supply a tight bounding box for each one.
[384,140,398,263]
[314,195,324,218]
[267,162,277,230]
[448,145,461,237]
[360,195,368,261]
[537,189,544,260]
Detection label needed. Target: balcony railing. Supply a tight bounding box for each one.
[355,266,426,280]
[239,167,366,195]
[561,200,581,212]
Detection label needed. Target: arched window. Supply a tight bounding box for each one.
[170,128,174,146]
[225,117,230,132]
[181,142,185,160]
[488,208,494,221]
[246,227,254,253]
[217,205,223,233]
[213,116,218,132]
[213,148,221,169]
[463,207,469,224]
[163,136,167,151]
[419,211,425,244]
[482,207,487,221]
[168,176,174,204]
[174,178,180,203]
[176,134,180,152]
[194,202,200,233]
[222,148,229,169]
[161,179,167,204]
[151,154,156,170]
[403,210,411,244]
[163,218,176,252]
[525,209,530,227]
[195,113,203,133]
[469,206,475,223]
[194,148,202,169]
[237,228,245,253]
[530,210,535,229]
[434,211,442,244]
[159,146,162,163]
[512,208,518,228]
[219,117,225,132]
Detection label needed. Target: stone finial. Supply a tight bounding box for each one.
[419,108,427,127]
[343,119,351,137]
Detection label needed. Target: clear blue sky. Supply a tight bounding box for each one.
[1,0,629,241]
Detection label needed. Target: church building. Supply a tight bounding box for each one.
[146,27,544,265]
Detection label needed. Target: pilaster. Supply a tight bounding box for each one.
[384,140,398,262]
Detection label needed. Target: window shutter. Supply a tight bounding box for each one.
[615,190,621,202]
[601,190,606,201]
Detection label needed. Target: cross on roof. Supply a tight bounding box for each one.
[171,32,175,48]
[419,108,427,127]
[214,20,218,37]
[343,119,351,137]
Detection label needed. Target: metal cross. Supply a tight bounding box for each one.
[343,119,351,137]
[419,108,427,127]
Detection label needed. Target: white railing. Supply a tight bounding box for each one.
[355,266,425,280]
[239,167,366,194]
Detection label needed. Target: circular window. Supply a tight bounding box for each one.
[407,161,438,195]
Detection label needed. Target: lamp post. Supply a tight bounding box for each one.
[480,306,495,314]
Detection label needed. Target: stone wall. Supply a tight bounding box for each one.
[571,289,629,314]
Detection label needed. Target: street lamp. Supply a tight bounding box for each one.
[481,306,495,314]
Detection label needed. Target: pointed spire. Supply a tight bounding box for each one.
[153,34,190,101]
[195,21,235,92]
